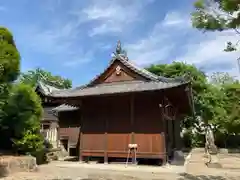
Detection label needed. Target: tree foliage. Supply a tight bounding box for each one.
[147,62,208,123]
[0,27,20,83]
[20,68,72,89]
[147,62,240,147]
[3,83,44,153]
[0,27,44,155]
[192,0,240,52]
[215,75,240,135]
[0,27,20,127]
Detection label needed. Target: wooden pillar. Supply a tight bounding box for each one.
[130,94,134,143]
[104,111,108,164]
[174,119,182,150]
[79,100,83,162]
[130,94,136,164]
[79,131,83,161]
[167,119,174,156]
[160,98,167,164]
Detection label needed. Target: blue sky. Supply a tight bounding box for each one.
[0,0,239,87]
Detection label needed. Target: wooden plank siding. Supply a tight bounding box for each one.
[58,110,80,146]
[80,92,166,161]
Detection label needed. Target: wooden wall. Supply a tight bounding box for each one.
[58,110,80,147]
[80,92,166,160]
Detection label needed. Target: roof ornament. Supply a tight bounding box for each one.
[112,40,128,61]
[116,40,122,55]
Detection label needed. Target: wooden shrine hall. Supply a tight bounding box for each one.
[46,41,193,164]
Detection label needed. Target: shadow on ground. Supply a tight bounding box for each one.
[178,173,240,180]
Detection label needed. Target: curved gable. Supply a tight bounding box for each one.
[88,57,158,87]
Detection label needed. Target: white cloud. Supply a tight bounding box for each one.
[21,22,78,55]
[124,10,240,78]
[125,12,187,66]
[177,32,239,65]
[177,31,240,78]
[162,11,190,27]
[125,21,174,65]
[17,20,93,66]
[64,50,93,67]
[75,0,155,36]
[89,23,122,37]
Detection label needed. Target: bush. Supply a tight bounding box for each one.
[182,129,205,148]
[0,27,45,160]
[1,83,44,155]
[12,129,44,154]
[182,130,193,148]
[31,149,48,165]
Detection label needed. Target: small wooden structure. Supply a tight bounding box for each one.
[46,41,193,163]
[35,81,78,151]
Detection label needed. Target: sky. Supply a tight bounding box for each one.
[0,0,239,87]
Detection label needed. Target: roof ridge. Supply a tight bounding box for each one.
[117,55,188,83]
[36,80,62,95]
[118,56,159,80]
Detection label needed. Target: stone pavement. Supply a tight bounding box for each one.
[2,148,240,179]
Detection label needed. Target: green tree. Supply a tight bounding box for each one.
[147,62,231,147]
[192,0,240,52]
[209,72,240,147]
[0,27,44,155]
[223,82,240,135]
[147,62,208,123]
[148,62,240,147]
[2,83,44,153]
[20,68,72,89]
[0,27,20,126]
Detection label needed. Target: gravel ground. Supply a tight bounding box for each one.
[1,163,181,180]
[2,149,240,180]
[2,161,240,180]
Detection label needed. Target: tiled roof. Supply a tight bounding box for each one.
[86,55,174,86]
[118,56,161,81]
[89,55,187,85]
[42,107,58,121]
[50,80,188,98]
[36,55,189,98]
[52,104,79,112]
[36,80,61,96]
[35,81,78,112]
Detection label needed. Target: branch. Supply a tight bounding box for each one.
[236,39,240,46]
[234,28,240,36]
